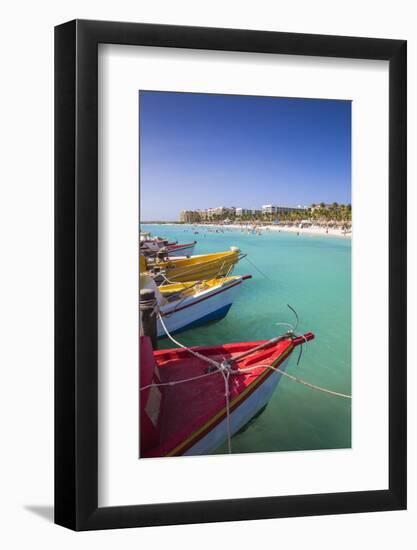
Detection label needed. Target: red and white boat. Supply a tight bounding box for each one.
[165,241,196,257]
[140,331,314,458]
[140,237,197,257]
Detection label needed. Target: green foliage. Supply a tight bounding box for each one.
[177,203,352,226]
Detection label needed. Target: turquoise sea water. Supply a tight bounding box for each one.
[142,224,351,455]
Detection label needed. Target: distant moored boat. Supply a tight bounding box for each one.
[165,241,196,256]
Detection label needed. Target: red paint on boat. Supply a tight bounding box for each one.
[166,241,196,252]
[140,337,164,454]
[140,332,314,458]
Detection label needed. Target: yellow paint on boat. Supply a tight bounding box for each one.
[140,254,147,273]
[147,250,241,282]
[159,276,239,297]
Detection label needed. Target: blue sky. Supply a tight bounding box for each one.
[140,91,351,221]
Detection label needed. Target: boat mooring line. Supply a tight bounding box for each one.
[276,305,302,364]
[140,369,219,391]
[286,304,299,332]
[157,313,237,454]
[244,255,270,280]
[238,364,351,399]
[271,366,351,399]
[275,322,295,332]
[149,313,350,457]
[157,313,225,370]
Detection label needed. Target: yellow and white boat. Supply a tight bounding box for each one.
[142,247,244,283]
[140,272,252,338]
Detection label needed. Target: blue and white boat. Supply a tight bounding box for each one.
[140,273,251,338]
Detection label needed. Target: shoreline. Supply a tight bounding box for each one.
[142,222,352,239]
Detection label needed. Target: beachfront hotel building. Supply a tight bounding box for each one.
[180,206,237,221]
[262,204,303,215]
[179,210,201,223]
[235,208,252,217]
[197,209,209,220]
[180,204,305,222]
[211,206,236,217]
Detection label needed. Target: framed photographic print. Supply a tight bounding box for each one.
[55,20,406,530]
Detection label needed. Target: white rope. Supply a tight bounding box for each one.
[140,369,219,391]
[141,357,351,399]
[157,313,234,453]
[157,313,224,370]
[148,314,351,458]
[222,368,232,454]
[237,364,351,399]
[158,272,177,286]
[275,322,296,332]
[273,366,351,399]
[244,255,270,280]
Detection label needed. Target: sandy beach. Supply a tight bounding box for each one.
[195,223,352,238]
[264,224,350,238]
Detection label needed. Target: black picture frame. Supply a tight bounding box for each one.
[55,19,407,531]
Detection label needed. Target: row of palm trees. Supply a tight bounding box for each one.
[309,203,352,222]
[200,203,352,225]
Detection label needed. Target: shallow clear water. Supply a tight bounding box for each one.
[142,224,351,454]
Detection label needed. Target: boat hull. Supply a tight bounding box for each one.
[184,359,288,455]
[140,332,314,458]
[157,278,243,337]
[167,243,196,257]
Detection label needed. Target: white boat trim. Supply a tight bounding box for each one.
[157,277,244,337]
[184,358,288,455]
